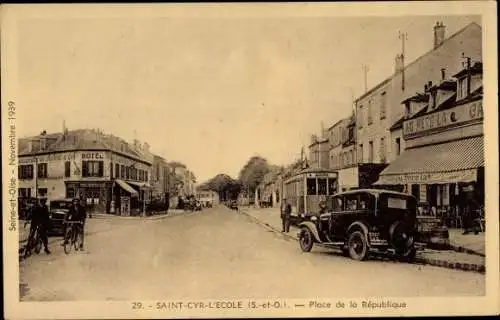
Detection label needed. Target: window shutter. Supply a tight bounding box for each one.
[99,161,104,177]
[110,162,113,179]
[82,161,88,177]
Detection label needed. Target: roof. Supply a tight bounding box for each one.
[334,188,413,198]
[452,61,483,78]
[355,22,481,103]
[18,129,151,164]
[401,93,429,104]
[327,117,350,131]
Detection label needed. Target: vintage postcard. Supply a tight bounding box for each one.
[2,2,499,319]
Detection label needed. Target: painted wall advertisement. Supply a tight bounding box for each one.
[403,100,483,139]
[379,169,477,185]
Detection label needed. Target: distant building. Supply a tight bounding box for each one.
[151,154,170,202]
[308,132,329,170]
[18,128,152,216]
[196,190,220,206]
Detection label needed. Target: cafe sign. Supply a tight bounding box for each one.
[378,169,477,185]
[403,100,483,139]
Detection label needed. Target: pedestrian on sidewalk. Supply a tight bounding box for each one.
[281,202,291,233]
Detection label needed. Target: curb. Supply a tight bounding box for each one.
[447,244,485,257]
[241,210,485,274]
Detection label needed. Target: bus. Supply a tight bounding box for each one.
[282,168,339,224]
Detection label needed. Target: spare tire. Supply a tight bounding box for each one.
[389,221,415,259]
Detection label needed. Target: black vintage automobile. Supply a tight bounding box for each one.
[297,189,418,262]
[48,199,73,236]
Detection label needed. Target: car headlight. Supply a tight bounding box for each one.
[310,216,318,221]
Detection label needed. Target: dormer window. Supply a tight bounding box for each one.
[456,77,468,101]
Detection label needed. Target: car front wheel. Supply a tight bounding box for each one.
[299,227,314,252]
[348,231,369,261]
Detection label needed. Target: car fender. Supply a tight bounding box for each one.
[346,221,370,242]
[298,221,322,242]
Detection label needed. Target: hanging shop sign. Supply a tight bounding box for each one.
[403,100,483,139]
[379,169,477,185]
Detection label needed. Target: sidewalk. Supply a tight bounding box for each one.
[241,207,485,273]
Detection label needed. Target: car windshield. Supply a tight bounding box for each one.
[50,201,71,209]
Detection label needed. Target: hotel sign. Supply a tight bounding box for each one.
[403,100,483,139]
[379,169,477,185]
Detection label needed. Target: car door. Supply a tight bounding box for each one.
[329,195,346,241]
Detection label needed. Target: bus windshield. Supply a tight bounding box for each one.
[318,178,327,195]
[307,178,317,195]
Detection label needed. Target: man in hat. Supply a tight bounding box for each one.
[28,197,51,254]
[64,198,87,250]
[281,202,291,233]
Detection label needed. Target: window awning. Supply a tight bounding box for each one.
[128,181,151,189]
[375,136,483,185]
[115,179,139,197]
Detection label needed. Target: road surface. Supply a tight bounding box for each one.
[20,206,485,301]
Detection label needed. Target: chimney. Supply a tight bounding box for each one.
[433,21,446,49]
[143,142,150,152]
[428,81,433,89]
[395,54,404,73]
[441,68,446,80]
[40,130,47,151]
[424,84,429,93]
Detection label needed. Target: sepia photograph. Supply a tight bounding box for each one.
[2,2,498,319]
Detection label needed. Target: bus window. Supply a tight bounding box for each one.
[307,178,317,195]
[328,178,337,195]
[318,178,327,195]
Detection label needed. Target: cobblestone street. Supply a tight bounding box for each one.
[19,206,485,301]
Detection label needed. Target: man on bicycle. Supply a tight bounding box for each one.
[63,198,87,250]
[28,197,51,254]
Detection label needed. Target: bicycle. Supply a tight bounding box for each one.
[63,221,84,254]
[23,222,43,259]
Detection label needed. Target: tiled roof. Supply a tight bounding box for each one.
[355,22,481,103]
[18,129,149,163]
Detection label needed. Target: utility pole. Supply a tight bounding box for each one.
[398,31,408,91]
[362,64,369,93]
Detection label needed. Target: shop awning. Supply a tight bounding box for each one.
[115,179,139,197]
[128,181,151,189]
[375,136,483,185]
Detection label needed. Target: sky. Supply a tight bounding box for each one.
[12,6,481,183]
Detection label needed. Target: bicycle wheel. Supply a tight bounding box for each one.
[73,228,80,251]
[34,231,42,254]
[63,229,73,254]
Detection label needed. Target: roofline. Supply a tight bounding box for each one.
[354,22,481,104]
[334,188,415,197]
[18,148,153,165]
[327,117,350,131]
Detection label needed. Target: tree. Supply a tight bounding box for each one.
[200,173,242,201]
[238,156,271,195]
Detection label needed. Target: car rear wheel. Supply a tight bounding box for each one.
[348,231,369,261]
[299,227,314,252]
